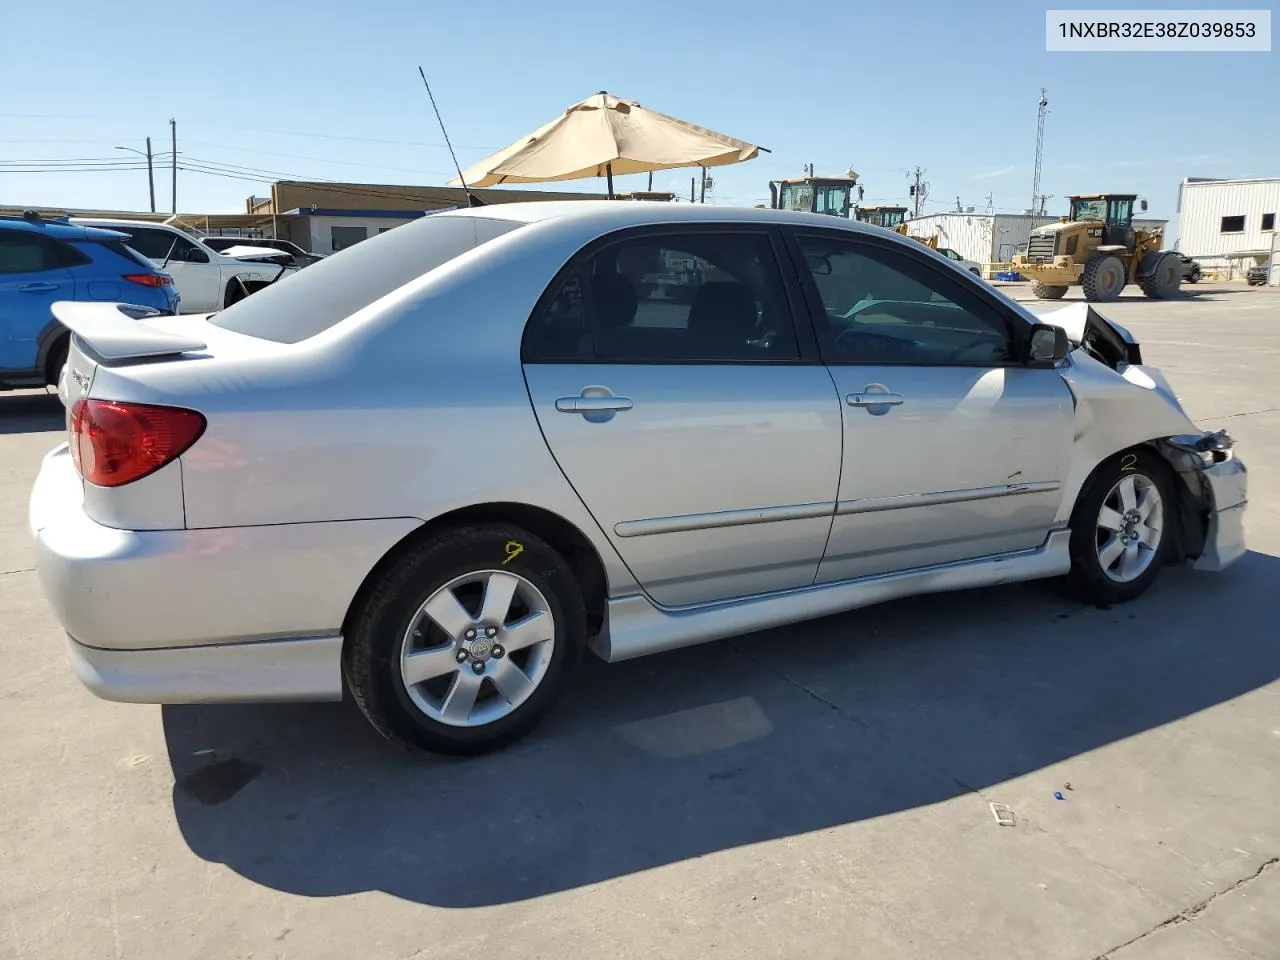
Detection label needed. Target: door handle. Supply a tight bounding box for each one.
[555,396,634,414]
[19,282,59,293]
[847,392,904,407]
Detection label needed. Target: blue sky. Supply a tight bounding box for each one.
[2,0,1274,229]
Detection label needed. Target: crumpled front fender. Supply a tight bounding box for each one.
[1053,350,1200,526]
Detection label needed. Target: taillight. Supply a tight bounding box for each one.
[69,399,205,487]
[122,273,172,287]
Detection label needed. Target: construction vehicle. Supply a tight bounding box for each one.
[1012,194,1181,302]
[893,221,938,250]
[858,206,909,229]
[768,174,862,218]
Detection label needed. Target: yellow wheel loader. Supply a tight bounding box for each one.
[1013,194,1181,302]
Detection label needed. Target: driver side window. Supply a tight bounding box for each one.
[797,235,1017,366]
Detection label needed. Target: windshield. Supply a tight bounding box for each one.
[207,214,522,343]
[778,183,814,213]
[1072,198,1108,221]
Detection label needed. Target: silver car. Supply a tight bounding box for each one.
[30,202,1247,755]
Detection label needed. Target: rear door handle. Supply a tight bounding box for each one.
[19,282,60,293]
[555,396,634,413]
[847,392,904,407]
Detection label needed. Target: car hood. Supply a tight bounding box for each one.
[218,244,293,263]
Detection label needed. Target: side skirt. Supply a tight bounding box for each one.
[592,530,1072,662]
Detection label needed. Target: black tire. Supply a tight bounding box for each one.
[1138,252,1182,299]
[45,336,69,387]
[968,267,981,277]
[1081,255,1126,301]
[1067,449,1176,606]
[1030,279,1068,300]
[1186,266,1200,284]
[343,522,586,755]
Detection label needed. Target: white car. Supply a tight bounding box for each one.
[937,246,983,277]
[71,219,296,313]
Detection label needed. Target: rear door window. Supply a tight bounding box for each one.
[208,214,522,343]
[0,233,60,274]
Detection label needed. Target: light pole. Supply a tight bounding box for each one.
[115,142,156,212]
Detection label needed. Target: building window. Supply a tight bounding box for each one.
[1220,215,1246,233]
[331,225,368,251]
[1263,213,1276,232]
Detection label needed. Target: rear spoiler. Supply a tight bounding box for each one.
[51,301,206,361]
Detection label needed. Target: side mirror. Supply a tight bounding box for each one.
[185,247,210,264]
[1028,323,1070,364]
[1139,199,1148,212]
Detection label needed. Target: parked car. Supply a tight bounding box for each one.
[31,203,1247,756]
[1246,263,1269,286]
[71,218,296,313]
[202,236,325,268]
[1177,253,1202,283]
[0,213,178,391]
[936,246,983,276]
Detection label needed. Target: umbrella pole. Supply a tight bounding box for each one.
[606,162,615,199]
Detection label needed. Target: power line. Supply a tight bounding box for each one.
[0,112,497,151]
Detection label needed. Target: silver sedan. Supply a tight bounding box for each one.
[30,202,1247,755]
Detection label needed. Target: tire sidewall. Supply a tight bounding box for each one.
[1068,449,1176,604]
[351,526,585,754]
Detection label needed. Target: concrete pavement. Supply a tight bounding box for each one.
[2,284,1277,960]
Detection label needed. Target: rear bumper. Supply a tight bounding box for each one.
[66,633,342,703]
[30,443,421,702]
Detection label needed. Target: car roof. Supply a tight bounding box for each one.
[435,199,891,236]
[71,217,182,232]
[0,214,128,242]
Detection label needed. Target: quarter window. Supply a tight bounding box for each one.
[796,235,1016,365]
[116,227,181,260]
[525,231,800,363]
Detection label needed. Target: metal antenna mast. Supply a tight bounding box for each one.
[1031,88,1048,213]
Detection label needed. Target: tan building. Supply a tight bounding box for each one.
[3,179,602,255]
[243,180,602,254]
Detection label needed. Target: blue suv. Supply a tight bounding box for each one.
[1,212,180,390]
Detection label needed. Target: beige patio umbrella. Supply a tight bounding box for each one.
[449,91,763,197]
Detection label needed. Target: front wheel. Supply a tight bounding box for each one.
[343,523,585,755]
[1067,450,1175,605]
[1081,255,1127,301]
[1030,279,1068,300]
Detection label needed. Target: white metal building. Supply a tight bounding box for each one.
[1176,177,1280,273]
[903,212,1168,266]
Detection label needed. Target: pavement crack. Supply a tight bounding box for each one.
[1093,856,1278,959]
[0,567,35,577]
[723,638,877,733]
[1216,405,1280,421]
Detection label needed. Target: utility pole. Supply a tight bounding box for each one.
[907,167,928,219]
[985,192,994,214]
[170,118,177,215]
[690,176,695,203]
[144,137,156,213]
[1031,89,1048,215]
[955,195,963,212]
[1036,193,1053,217]
[699,166,707,204]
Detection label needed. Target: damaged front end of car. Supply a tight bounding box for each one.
[1043,302,1248,573]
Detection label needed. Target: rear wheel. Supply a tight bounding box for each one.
[1081,255,1126,301]
[1030,279,1068,299]
[343,522,585,755]
[1067,449,1175,605]
[1139,252,1182,299]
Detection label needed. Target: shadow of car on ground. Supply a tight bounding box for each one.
[161,550,1278,908]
